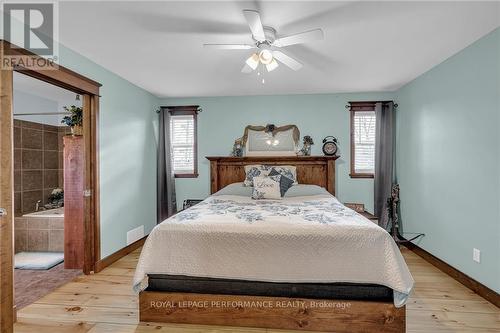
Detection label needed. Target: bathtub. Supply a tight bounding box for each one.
[15,207,64,253]
[23,207,64,218]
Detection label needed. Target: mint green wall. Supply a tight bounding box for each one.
[162,92,394,213]
[58,46,159,258]
[395,28,500,292]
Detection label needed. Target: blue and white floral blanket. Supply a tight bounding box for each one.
[133,194,414,307]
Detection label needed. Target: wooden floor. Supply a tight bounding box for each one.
[13,247,499,333]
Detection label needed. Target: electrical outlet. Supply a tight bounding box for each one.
[473,248,481,263]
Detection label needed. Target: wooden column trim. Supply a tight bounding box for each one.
[90,95,101,267]
[64,136,85,269]
[82,95,94,273]
[0,56,14,332]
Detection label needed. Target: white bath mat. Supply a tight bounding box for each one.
[15,252,64,270]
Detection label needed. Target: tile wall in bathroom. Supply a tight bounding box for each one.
[14,119,71,216]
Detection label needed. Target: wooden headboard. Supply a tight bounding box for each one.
[206,156,339,195]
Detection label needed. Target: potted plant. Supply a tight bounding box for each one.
[61,105,83,135]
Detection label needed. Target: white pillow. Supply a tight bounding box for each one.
[252,175,282,200]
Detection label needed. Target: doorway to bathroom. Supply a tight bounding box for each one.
[12,72,84,309]
[0,40,101,331]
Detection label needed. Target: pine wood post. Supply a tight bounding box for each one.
[64,136,85,269]
[0,43,14,333]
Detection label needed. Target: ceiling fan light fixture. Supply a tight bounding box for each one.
[259,49,273,65]
[205,9,324,75]
[266,59,278,72]
[245,53,259,70]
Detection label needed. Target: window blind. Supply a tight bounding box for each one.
[353,111,376,174]
[170,115,195,174]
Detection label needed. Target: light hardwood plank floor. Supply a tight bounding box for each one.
[14,247,500,333]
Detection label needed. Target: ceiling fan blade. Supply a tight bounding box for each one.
[272,51,303,71]
[241,63,253,73]
[273,29,324,47]
[243,10,266,41]
[203,44,254,50]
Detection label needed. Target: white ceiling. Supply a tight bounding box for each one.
[58,1,500,98]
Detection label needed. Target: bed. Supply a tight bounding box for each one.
[135,156,413,332]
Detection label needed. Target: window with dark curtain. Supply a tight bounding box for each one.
[349,102,376,178]
[167,106,199,178]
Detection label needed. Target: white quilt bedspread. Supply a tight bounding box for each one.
[133,194,414,307]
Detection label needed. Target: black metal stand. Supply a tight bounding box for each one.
[388,184,424,245]
[391,219,424,245]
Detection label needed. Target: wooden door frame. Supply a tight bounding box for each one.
[0,40,101,332]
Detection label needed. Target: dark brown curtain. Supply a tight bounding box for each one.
[157,108,176,223]
[374,102,394,230]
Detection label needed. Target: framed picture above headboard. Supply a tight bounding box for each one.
[241,124,300,156]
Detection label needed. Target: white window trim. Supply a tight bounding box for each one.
[350,108,376,178]
[167,108,198,178]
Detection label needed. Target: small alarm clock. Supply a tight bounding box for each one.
[322,136,338,156]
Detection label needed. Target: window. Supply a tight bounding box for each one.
[350,102,376,178]
[167,106,199,178]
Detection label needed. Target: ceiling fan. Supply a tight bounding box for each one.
[203,10,324,73]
